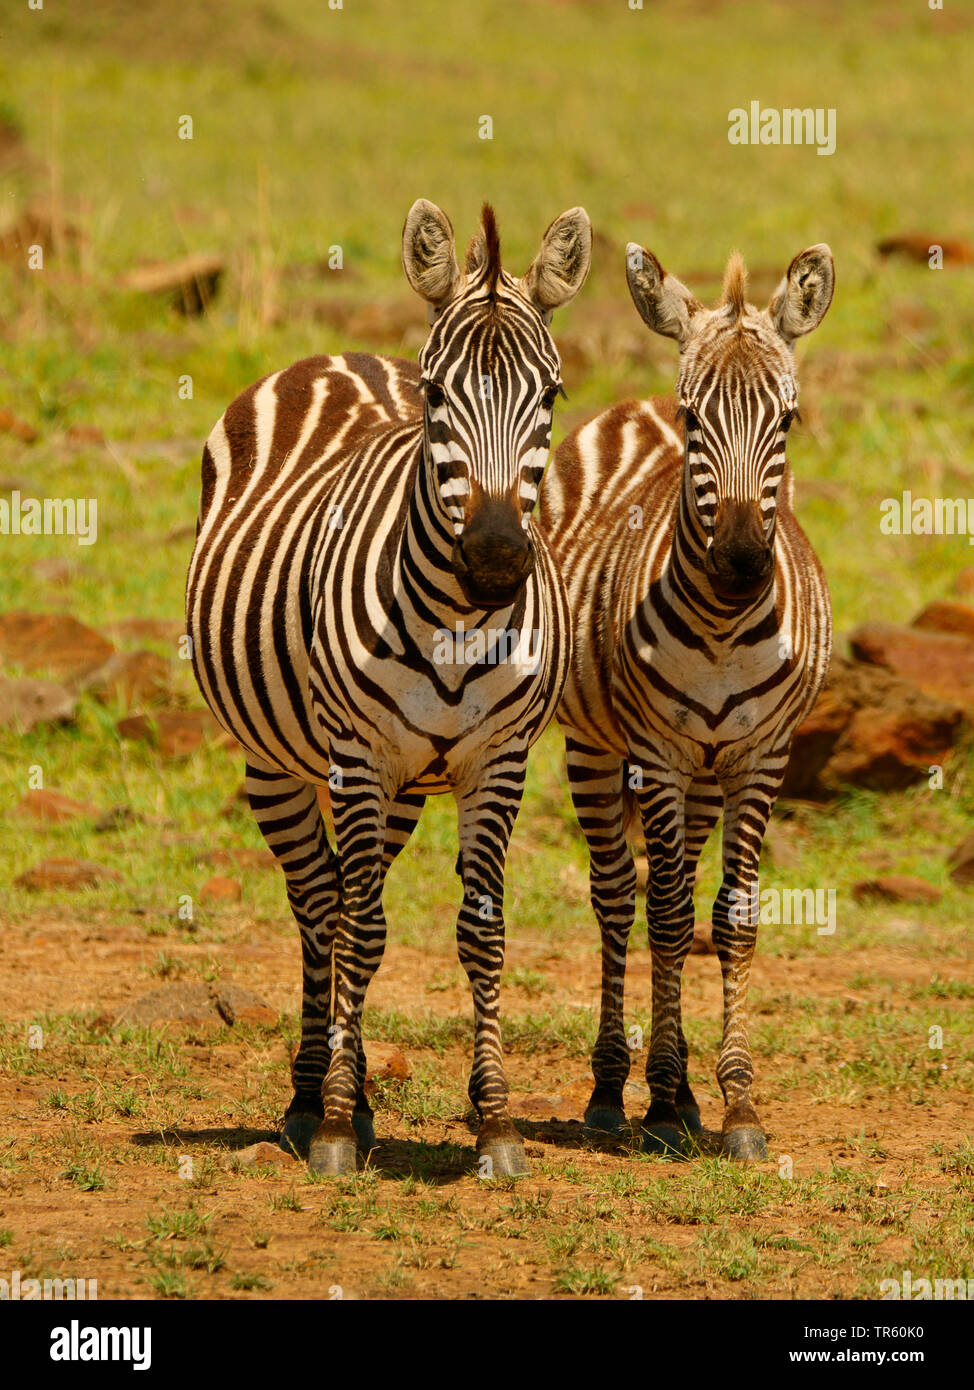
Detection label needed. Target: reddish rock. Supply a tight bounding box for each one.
[72,649,172,705]
[0,677,77,732]
[849,623,974,712]
[223,1141,297,1170]
[15,858,123,890]
[13,789,99,823]
[206,847,276,871]
[201,876,242,903]
[114,983,221,1029]
[0,612,113,678]
[852,876,943,906]
[912,599,974,643]
[953,570,974,598]
[782,656,965,798]
[117,708,223,757]
[0,409,38,443]
[364,1042,411,1092]
[946,835,974,885]
[877,234,974,267]
[65,423,106,446]
[103,617,187,647]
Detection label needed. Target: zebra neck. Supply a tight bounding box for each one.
[395,437,470,619]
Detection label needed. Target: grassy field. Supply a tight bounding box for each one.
[0,0,973,1300]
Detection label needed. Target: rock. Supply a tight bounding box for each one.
[877,234,974,267]
[953,570,974,598]
[852,876,943,906]
[117,708,224,757]
[849,623,974,712]
[222,1141,297,1171]
[115,980,272,1031]
[0,676,77,731]
[782,656,965,798]
[689,921,716,955]
[912,599,974,643]
[0,410,38,443]
[103,617,187,648]
[0,611,114,678]
[94,804,143,833]
[364,1042,411,1091]
[206,848,276,871]
[13,789,99,823]
[71,650,171,705]
[118,252,225,315]
[15,858,123,890]
[201,876,242,903]
[946,835,974,885]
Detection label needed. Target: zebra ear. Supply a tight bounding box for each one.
[769,244,834,346]
[402,199,461,312]
[626,245,703,348]
[519,207,592,323]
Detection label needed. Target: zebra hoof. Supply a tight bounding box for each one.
[721,1126,767,1162]
[641,1122,689,1158]
[584,1105,629,1136]
[677,1104,703,1135]
[279,1110,321,1160]
[308,1133,358,1176]
[477,1140,529,1179]
[352,1110,376,1154]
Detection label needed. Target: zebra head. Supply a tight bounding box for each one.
[402,199,592,610]
[626,241,834,602]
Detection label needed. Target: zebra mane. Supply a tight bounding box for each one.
[722,251,748,321]
[466,203,502,297]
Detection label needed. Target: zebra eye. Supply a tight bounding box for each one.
[683,407,699,433]
[424,382,446,410]
[540,384,559,413]
[780,409,797,432]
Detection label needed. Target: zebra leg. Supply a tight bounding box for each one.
[245,765,341,1160]
[710,767,782,1162]
[637,774,697,1157]
[456,758,527,1178]
[674,774,723,1138]
[308,757,391,1177]
[565,737,635,1136]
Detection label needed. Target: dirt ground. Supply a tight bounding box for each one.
[1,904,970,1301]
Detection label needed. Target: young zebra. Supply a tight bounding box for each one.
[186,201,591,1176]
[540,241,834,1159]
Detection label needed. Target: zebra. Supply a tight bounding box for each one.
[540,240,834,1159]
[186,200,591,1177]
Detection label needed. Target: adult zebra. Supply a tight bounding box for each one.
[186,200,591,1176]
[540,241,834,1159]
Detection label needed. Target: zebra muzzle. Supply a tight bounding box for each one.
[706,500,774,600]
[452,502,535,609]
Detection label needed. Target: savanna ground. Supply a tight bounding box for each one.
[0,0,972,1301]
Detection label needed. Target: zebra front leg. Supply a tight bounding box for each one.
[309,757,390,1176]
[565,737,636,1136]
[245,765,340,1159]
[637,772,697,1157]
[456,759,526,1178]
[711,766,783,1161]
[674,773,723,1138]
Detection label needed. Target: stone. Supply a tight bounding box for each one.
[15,858,123,890]
[689,921,716,955]
[103,617,187,647]
[849,623,974,712]
[211,982,274,1026]
[201,876,242,903]
[851,876,943,906]
[946,835,974,885]
[118,252,225,315]
[877,234,974,267]
[222,1141,297,1171]
[117,708,224,757]
[13,789,99,823]
[912,599,974,642]
[71,649,171,705]
[0,611,114,678]
[364,1042,411,1091]
[782,656,965,798]
[0,677,77,731]
[206,847,276,871]
[114,983,221,1029]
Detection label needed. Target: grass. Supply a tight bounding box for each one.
[0,0,972,1302]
